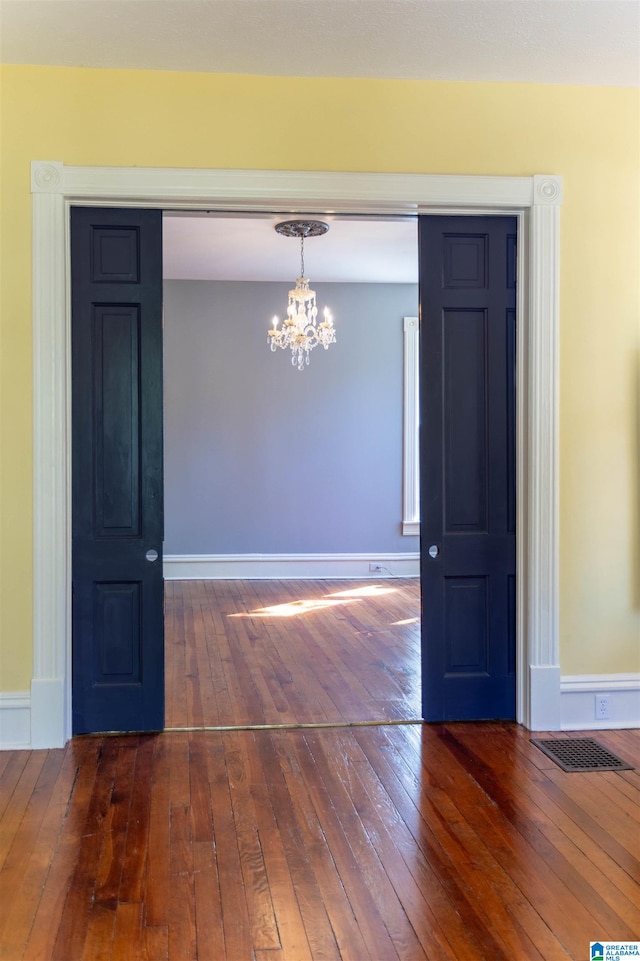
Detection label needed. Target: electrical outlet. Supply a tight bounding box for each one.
[595,694,610,720]
[369,563,382,572]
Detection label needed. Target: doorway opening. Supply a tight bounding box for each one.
[31,163,562,748]
[160,211,422,730]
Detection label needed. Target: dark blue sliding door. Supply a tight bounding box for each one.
[419,216,517,721]
[71,207,164,735]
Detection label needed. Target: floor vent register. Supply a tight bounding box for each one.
[531,737,634,773]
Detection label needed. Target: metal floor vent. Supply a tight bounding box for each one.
[531,738,634,773]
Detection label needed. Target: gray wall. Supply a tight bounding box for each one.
[163,280,419,554]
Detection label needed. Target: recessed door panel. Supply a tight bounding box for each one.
[443,233,488,288]
[444,309,488,533]
[91,226,141,283]
[94,582,141,681]
[444,576,488,675]
[93,305,141,537]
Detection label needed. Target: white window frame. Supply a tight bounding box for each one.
[402,316,420,536]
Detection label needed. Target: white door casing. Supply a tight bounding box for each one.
[30,162,562,747]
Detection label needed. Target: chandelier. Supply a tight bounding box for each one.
[267,220,336,371]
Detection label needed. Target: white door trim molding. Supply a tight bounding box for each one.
[30,162,562,747]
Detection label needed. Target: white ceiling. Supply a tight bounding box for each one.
[1,0,638,87]
[163,213,418,283]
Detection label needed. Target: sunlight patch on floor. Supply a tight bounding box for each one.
[227,584,398,619]
[326,585,398,598]
[228,598,355,618]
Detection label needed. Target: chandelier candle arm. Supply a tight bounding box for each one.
[267,220,336,371]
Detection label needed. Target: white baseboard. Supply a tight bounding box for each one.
[163,552,420,580]
[0,692,31,749]
[0,680,69,751]
[561,673,640,730]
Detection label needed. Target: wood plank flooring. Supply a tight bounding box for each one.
[165,579,422,729]
[2,580,639,959]
[1,725,638,960]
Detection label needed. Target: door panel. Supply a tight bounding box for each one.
[71,207,164,735]
[444,308,488,532]
[93,305,141,536]
[420,215,517,721]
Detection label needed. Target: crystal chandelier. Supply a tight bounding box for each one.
[267,220,336,371]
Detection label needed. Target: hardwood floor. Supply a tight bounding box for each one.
[165,579,422,728]
[1,725,638,960]
[2,580,639,959]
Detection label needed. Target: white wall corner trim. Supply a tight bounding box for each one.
[29,162,563,748]
[164,553,420,580]
[0,692,31,749]
[560,673,640,731]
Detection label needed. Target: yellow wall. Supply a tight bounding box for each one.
[1,65,638,690]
